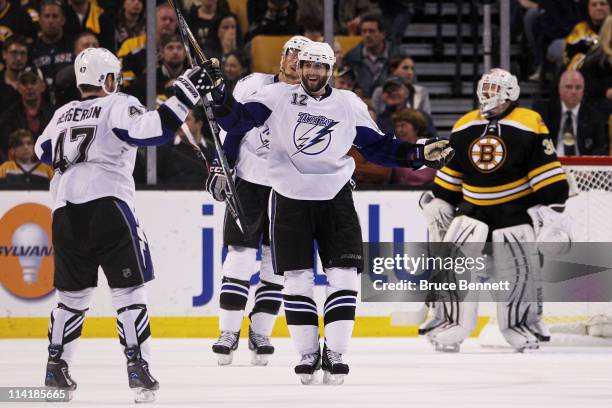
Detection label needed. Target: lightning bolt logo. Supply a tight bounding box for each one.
[292,119,338,156]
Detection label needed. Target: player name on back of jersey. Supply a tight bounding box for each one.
[56,106,102,125]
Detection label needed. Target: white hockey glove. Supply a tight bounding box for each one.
[205,159,232,202]
[528,204,573,256]
[414,138,454,169]
[174,67,205,108]
[420,191,455,242]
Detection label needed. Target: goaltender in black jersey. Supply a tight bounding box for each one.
[433,95,569,231]
[421,68,571,354]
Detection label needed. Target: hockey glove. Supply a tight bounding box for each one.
[200,58,226,103]
[205,159,232,202]
[413,138,454,169]
[174,68,203,108]
[527,204,572,256]
[420,191,455,242]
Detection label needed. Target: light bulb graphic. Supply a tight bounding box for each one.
[11,223,48,284]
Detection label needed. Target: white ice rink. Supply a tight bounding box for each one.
[0,338,610,408]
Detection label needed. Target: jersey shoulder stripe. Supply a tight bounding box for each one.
[452,109,486,132]
[499,107,549,135]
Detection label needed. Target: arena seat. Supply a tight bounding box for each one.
[227,0,249,36]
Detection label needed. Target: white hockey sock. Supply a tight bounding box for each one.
[323,268,358,354]
[219,308,244,333]
[218,246,257,333]
[112,285,152,363]
[47,288,94,365]
[283,269,319,355]
[249,281,283,336]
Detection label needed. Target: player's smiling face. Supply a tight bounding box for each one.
[300,61,329,94]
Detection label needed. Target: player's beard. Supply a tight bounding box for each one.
[301,74,327,94]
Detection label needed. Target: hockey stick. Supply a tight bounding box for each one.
[167,0,251,237]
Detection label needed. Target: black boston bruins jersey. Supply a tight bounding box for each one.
[433,106,569,228]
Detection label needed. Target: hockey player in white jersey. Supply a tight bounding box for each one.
[34,48,212,402]
[198,41,454,384]
[206,35,312,366]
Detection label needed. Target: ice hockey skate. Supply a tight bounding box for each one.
[124,346,159,403]
[428,325,470,353]
[248,327,274,366]
[45,345,76,401]
[501,328,540,353]
[212,331,240,365]
[294,348,321,385]
[321,343,349,385]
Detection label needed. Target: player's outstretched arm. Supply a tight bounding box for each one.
[109,68,211,147]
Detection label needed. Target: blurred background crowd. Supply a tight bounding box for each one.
[0,0,610,188]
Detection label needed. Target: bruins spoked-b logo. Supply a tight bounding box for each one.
[469,135,507,173]
[292,112,338,156]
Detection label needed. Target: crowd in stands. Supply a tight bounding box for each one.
[0,0,610,188]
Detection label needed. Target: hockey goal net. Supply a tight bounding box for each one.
[542,157,612,344]
[481,157,612,346]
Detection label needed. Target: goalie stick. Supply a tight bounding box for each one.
[167,0,251,237]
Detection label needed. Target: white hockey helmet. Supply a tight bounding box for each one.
[477,68,520,117]
[298,41,336,83]
[74,47,122,93]
[282,35,312,55]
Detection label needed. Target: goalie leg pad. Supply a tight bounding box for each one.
[283,269,319,355]
[48,288,94,365]
[492,224,542,350]
[426,216,488,347]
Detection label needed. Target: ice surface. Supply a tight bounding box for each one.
[1,338,610,408]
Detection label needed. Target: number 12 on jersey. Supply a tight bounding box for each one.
[53,125,97,173]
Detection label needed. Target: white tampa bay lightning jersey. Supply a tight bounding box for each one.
[35,93,189,210]
[220,72,276,186]
[216,83,412,200]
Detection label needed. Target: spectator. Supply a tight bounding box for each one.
[334,38,344,68]
[0,66,53,161]
[63,0,114,50]
[532,0,586,75]
[131,34,188,104]
[389,108,436,186]
[187,0,230,49]
[344,14,399,97]
[0,129,53,186]
[112,0,146,53]
[119,3,178,89]
[376,76,437,137]
[222,50,247,93]
[348,99,391,185]
[512,0,541,79]
[565,0,611,69]
[371,55,431,115]
[0,0,37,47]
[533,69,609,155]
[0,35,28,110]
[206,12,244,60]
[30,0,74,100]
[295,0,380,35]
[580,14,612,116]
[334,65,356,91]
[245,0,298,41]
[54,30,100,106]
[298,14,323,41]
[156,109,210,184]
[378,0,411,46]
